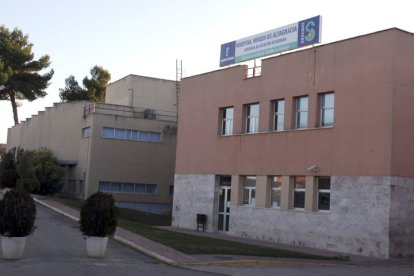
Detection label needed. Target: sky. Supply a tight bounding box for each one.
[1,0,414,143]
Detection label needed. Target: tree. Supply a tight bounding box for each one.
[59,75,89,101]
[31,148,64,196]
[0,25,54,125]
[59,65,111,102]
[0,59,12,84]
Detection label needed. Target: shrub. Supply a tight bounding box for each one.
[0,189,37,237]
[80,192,118,237]
[16,178,40,193]
[0,148,18,189]
[31,148,64,196]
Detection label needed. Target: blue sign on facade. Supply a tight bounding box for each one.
[219,16,321,67]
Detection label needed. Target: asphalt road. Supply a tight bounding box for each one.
[0,205,220,276]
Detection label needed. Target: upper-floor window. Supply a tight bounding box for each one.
[273,100,285,131]
[243,176,256,206]
[220,107,234,135]
[320,92,335,127]
[293,176,306,209]
[81,127,91,138]
[295,96,308,129]
[317,177,331,211]
[270,176,282,208]
[246,103,259,133]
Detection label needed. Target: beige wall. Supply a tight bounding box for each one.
[7,101,91,185]
[175,28,414,178]
[106,74,177,114]
[86,112,177,204]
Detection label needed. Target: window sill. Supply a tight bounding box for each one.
[218,126,334,138]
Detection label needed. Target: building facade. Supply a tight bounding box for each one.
[7,75,178,213]
[172,29,414,258]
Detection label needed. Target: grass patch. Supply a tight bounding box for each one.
[52,196,336,260]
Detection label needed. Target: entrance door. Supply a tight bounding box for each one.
[218,186,231,231]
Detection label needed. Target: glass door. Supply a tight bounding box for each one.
[218,186,231,232]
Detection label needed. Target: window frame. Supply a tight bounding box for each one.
[270,176,282,208]
[81,127,91,138]
[317,176,331,211]
[273,100,285,131]
[220,106,234,135]
[320,92,335,127]
[293,176,306,210]
[295,96,308,129]
[242,176,256,207]
[245,103,260,134]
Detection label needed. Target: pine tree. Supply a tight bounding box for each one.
[0,25,54,125]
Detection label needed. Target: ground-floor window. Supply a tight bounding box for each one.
[293,176,306,209]
[270,176,282,208]
[99,181,157,194]
[317,176,331,211]
[243,176,256,206]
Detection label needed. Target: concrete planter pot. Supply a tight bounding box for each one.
[85,236,108,257]
[1,236,26,260]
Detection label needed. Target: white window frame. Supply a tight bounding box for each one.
[221,107,234,135]
[273,100,285,131]
[295,96,308,129]
[320,92,334,127]
[270,176,282,208]
[293,176,306,210]
[317,177,331,212]
[243,176,256,206]
[246,103,259,133]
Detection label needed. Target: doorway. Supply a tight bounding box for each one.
[218,186,231,232]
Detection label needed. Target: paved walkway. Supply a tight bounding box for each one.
[34,196,414,268]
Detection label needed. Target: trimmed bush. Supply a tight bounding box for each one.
[80,192,118,237]
[0,189,37,237]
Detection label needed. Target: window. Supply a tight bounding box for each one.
[273,100,285,131]
[295,96,308,129]
[98,181,158,194]
[246,103,259,133]
[293,176,306,209]
[270,176,282,208]
[317,177,331,211]
[102,127,115,138]
[81,127,91,138]
[221,107,234,135]
[243,176,256,206]
[68,180,77,193]
[101,127,161,143]
[320,93,334,127]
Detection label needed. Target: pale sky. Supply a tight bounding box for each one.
[1,0,413,143]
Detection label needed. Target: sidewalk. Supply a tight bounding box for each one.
[34,196,414,268]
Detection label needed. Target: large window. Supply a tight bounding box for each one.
[246,103,259,133]
[320,92,335,127]
[221,107,234,135]
[273,100,285,131]
[295,96,308,129]
[242,176,256,206]
[293,176,306,209]
[99,181,157,194]
[102,127,161,143]
[270,176,282,208]
[317,177,331,211]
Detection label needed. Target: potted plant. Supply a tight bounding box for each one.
[80,192,118,257]
[0,189,36,260]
